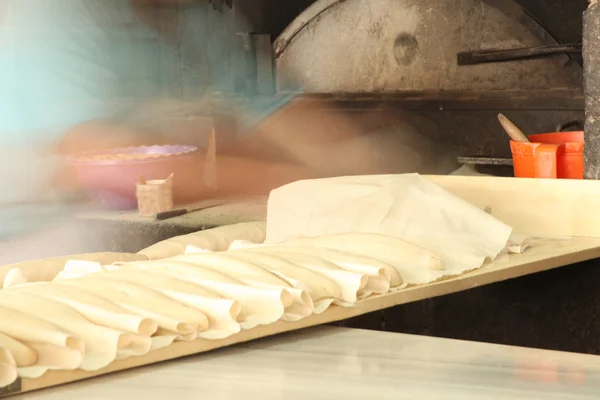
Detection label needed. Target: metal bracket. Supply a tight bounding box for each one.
[457,43,582,66]
[457,157,514,166]
[0,378,21,398]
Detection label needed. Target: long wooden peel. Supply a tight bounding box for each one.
[498,114,530,142]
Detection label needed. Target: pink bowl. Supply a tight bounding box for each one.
[67,145,205,210]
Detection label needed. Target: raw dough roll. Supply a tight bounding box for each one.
[2,268,27,289]
[160,255,312,322]
[138,222,266,260]
[120,260,251,286]
[231,248,366,305]
[87,270,243,340]
[169,252,313,320]
[0,333,36,367]
[0,305,85,374]
[223,250,343,313]
[51,270,202,353]
[229,241,397,293]
[118,262,288,329]
[10,283,158,336]
[55,276,209,335]
[171,252,292,288]
[22,343,84,378]
[53,260,105,281]
[277,247,393,295]
[0,348,17,388]
[0,291,149,371]
[284,233,443,285]
[278,291,314,322]
[0,252,149,287]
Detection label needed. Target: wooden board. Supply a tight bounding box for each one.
[5,234,600,397]
[428,175,600,238]
[6,175,600,396]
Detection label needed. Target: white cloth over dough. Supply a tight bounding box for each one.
[265,174,513,282]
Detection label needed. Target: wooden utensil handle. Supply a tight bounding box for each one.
[498,113,530,143]
[155,209,188,221]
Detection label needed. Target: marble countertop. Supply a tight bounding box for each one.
[16,327,600,400]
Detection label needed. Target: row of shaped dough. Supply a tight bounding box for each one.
[0,229,443,388]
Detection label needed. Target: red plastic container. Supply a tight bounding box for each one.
[67,145,206,210]
[509,131,584,179]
